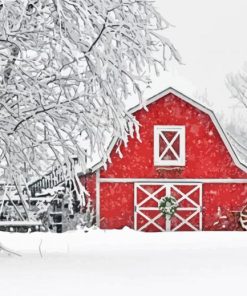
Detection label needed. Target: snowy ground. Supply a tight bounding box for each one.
[1,228,247,296]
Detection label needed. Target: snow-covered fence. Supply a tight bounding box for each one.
[28,157,79,198]
[0,157,85,232]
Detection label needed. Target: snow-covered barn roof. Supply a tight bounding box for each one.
[84,87,247,175]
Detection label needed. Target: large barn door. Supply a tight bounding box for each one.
[134,183,202,232]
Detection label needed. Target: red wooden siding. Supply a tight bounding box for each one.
[99,183,247,231]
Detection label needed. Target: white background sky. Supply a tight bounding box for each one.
[153,0,247,123]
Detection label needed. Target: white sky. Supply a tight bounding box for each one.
[153,0,247,122]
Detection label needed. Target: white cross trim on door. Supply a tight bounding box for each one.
[134,183,202,232]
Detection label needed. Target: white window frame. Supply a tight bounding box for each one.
[154,125,186,166]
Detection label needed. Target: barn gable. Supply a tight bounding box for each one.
[92,87,247,177]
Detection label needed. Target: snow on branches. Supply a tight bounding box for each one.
[227,64,247,109]
[0,0,180,190]
[226,64,247,158]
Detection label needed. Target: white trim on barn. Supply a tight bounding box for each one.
[99,178,247,184]
[95,170,100,227]
[84,87,247,175]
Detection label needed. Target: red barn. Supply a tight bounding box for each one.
[82,88,247,231]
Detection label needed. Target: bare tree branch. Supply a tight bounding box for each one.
[0,0,180,206]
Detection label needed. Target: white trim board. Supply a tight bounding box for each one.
[95,170,100,227]
[80,87,247,175]
[99,178,247,184]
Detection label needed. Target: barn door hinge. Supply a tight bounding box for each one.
[134,205,139,212]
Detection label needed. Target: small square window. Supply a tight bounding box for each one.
[154,125,185,166]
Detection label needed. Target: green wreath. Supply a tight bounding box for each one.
[158,196,179,219]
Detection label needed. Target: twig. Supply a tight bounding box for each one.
[0,242,21,257]
[39,239,43,258]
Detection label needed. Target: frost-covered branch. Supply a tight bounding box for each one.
[0,0,180,199]
[227,64,247,159]
[227,69,247,109]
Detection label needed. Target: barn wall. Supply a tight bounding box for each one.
[100,93,247,179]
[203,183,247,230]
[100,183,134,229]
[99,182,247,231]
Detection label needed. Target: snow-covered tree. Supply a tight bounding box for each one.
[0,0,180,205]
[227,64,247,109]
[226,65,247,160]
